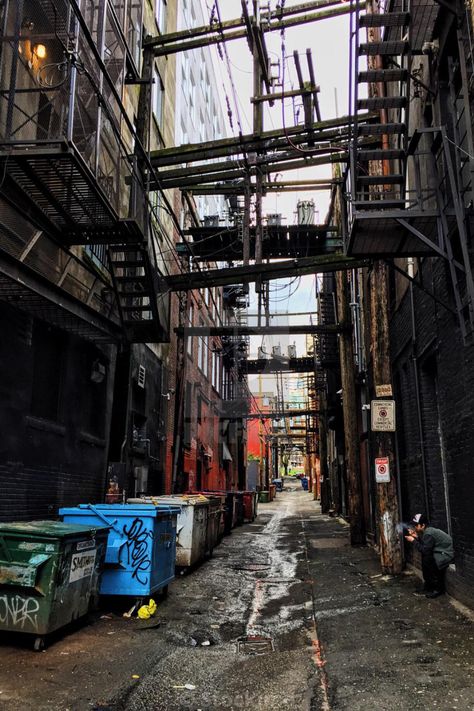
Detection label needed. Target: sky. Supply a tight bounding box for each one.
[207,1,350,394]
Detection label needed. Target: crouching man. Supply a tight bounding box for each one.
[405,513,454,598]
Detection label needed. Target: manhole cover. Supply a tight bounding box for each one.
[237,636,274,655]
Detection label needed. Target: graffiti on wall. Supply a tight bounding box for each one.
[122,518,153,585]
[0,594,40,631]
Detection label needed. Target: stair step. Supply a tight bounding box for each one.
[359,12,410,28]
[358,122,406,136]
[108,244,144,253]
[121,304,153,312]
[358,68,408,83]
[359,41,410,56]
[354,199,406,209]
[118,290,152,299]
[358,148,405,160]
[115,275,146,283]
[110,259,145,267]
[357,96,407,110]
[358,174,405,185]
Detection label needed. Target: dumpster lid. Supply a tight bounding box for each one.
[61,503,181,517]
[0,520,109,538]
[132,495,209,507]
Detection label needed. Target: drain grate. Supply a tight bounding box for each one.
[237,636,274,655]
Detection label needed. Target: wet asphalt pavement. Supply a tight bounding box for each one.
[1,488,474,710]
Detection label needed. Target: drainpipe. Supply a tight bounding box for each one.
[408,257,430,516]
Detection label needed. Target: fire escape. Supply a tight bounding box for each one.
[0,0,168,343]
[347,0,474,339]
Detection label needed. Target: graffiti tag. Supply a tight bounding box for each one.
[122,518,153,585]
[0,595,40,631]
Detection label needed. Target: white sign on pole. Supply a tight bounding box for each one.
[371,400,396,431]
[375,457,390,483]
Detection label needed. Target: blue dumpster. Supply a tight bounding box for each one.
[59,504,179,598]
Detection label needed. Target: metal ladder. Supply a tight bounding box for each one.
[108,244,162,342]
[350,2,411,212]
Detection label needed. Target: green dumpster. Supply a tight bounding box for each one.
[0,520,108,650]
[258,491,269,504]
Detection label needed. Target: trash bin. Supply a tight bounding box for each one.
[0,520,108,650]
[194,492,225,549]
[269,484,277,501]
[259,491,269,503]
[60,504,179,599]
[253,491,259,518]
[132,496,209,568]
[242,492,255,522]
[221,492,235,536]
[233,492,245,527]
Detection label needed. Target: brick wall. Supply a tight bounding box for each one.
[0,303,115,521]
[391,257,474,607]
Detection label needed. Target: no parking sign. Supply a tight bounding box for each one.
[375,457,390,483]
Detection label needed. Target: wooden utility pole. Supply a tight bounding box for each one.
[370,262,402,573]
[333,173,365,544]
[336,269,365,544]
[364,0,403,574]
[318,388,331,512]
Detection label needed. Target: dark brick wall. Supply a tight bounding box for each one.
[0,302,116,521]
[390,257,474,607]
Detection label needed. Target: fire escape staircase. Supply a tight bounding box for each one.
[107,243,167,343]
[349,7,412,252]
[316,291,339,369]
[348,2,474,338]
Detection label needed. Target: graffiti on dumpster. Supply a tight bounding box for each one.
[0,594,40,631]
[122,518,153,585]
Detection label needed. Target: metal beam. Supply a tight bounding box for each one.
[145,0,351,50]
[244,357,318,373]
[176,324,346,336]
[187,180,337,195]
[164,254,370,291]
[150,113,373,167]
[145,2,357,56]
[152,152,350,190]
[244,408,319,419]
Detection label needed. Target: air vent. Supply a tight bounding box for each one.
[137,364,146,388]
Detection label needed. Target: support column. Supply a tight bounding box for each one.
[336,269,365,545]
[370,261,403,574]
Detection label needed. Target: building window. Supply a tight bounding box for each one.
[155,0,167,34]
[197,319,204,372]
[183,381,192,447]
[203,336,209,378]
[152,65,164,128]
[30,321,65,422]
[187,302,194,356]
[189,73,196,124]
[84,244,108,271]
[126,1,142,69]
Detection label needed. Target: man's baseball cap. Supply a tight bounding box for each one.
[412,513,428,526]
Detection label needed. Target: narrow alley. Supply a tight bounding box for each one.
[1,489,473,711]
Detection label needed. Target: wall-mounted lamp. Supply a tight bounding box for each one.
[33,43,47,60]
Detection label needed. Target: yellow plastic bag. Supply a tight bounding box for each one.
[137,598,157,619]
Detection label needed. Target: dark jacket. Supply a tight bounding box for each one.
[414,526,454,569]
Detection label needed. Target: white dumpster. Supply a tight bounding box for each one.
[129,495,209,568]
